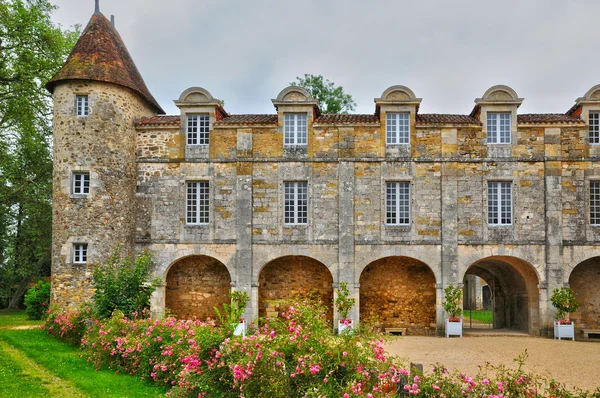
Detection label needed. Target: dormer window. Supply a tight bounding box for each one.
[589,112,600,144]
[386,113,410,144]
[187,114,210,146]
[284,113,307,146]
[76,95,88,116]
[487,112,511,144]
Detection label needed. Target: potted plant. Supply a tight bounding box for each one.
[443,285,463,337]
[551,287,579,341]
[335,282,355,334]
[215,290,250,337]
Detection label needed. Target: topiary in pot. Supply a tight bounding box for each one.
[550,287,579,324]
[443,285,463,322]
[335,282,355,333]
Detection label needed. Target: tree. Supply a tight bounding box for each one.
[0,0,79,308]
[290,74,356,114]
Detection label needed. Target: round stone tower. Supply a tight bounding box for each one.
[46,6,164,306]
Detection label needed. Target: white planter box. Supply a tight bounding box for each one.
[338,319,353,334]
[554,321,574,340]
[445,319,463,338]
[233,320,247,337]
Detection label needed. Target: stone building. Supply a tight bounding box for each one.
[48,8,600,336]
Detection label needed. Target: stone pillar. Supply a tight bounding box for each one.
[338,162,357,323]
[236,163,254,320]
[544,128,564,335]
[440,161,459,334]
[150,284,166,318]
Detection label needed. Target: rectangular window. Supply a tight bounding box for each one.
[589,112,600,144]
[591,182,600,225]
[186,181,210,224]
[186,114,210,145]
[386,182,410,225]
[487,112,511,144]
[284,181,308,224]
[73,244,88,264]
[386,113,410,144]
[72,172,90,195]
[76,95,89,117]
[284,113,308,146]
[488,182,512,225]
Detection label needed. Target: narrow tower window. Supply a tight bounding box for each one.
[386,113,410,144]
[488,182,512,225]
[73,244,88,264]
[590,182,600,225]
[76,95,89,116]
[284,113,308,146]
[187,114,210,145]
[386,182,411,225]
[487,112,511,144]
[589,112,600,144]
[72,172,90,195]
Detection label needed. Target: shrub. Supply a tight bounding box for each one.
[443,284,463,319]
[551,287,580,321]
[45,304,93,345]
[335,281,355,320]
[24,280,50,320]
[92,249,161,319]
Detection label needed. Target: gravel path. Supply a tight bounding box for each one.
[385,336,600,391]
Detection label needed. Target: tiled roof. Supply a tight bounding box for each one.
[517,114,583,124]
[46,13,164,114]
[137,115,180,126]
[215,115,278,125]
[416,114,481,125]
[314,114,379,124]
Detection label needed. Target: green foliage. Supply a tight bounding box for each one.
[291,74,356,114]
[214,290,249,333]
[23,280,50,319]
[0,0,79,308]
[44,304,93,345]
[551,287,580,320]
[335,281,355,319]
[443,284,463,318]
[92,249,161,319]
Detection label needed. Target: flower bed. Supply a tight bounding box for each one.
[44,299,599,397]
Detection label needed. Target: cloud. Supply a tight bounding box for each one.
[51,0,600,115]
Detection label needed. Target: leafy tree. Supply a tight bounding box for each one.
[92,249,161,319]
[0,1,79,308]
[550,287,579,320]
[290,74,356,114]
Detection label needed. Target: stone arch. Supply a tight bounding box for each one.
[177,86,215,103]
[359,256,437,335]
[461,255,540,333]
[258,255,334,322]
[275,86,314,102]
[568,257,600,332]
[583,84,600,100]
[253,247,337,282]
[480,85,520,102]
[564,246,600,283]
[165,255,231,320]
[379,85,418,101]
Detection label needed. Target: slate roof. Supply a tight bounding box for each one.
[46,12,165,114]
[517,114,584,124]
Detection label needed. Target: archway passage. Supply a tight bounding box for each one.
[258,256,333,322]
[569,257,600,332]
[166,255,231,320]
[359,257,436,335]
[463,256,539,333]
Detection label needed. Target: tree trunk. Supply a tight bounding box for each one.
[7,275,31,309]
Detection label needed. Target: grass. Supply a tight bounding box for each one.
[0,311,168,397]
[464,309,493,324]
[0,309,45,328]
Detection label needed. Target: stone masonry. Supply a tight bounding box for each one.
[49,9,600,337]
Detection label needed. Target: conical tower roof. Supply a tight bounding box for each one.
[46,12,165,114]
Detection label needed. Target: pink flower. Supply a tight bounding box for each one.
[290,373,295,378]
[343,351,347,356]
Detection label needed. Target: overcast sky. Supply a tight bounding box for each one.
[50,0,600,116]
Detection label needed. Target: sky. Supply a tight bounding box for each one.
[50,0,600,116]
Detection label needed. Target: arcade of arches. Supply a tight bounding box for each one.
[258,256,334,322]
[359,257,436,335]
[165,255,231,320]
[569,257,600,331]
[463,256,539,333]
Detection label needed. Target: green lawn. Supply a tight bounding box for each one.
[0,310,167,397]
[464,309,493,324]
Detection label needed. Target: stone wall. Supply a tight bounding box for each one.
[165,255,231,320]
[258,256,334,322]
[359,257,436,335]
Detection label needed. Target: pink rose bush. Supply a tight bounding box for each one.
[45,298,600,397]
